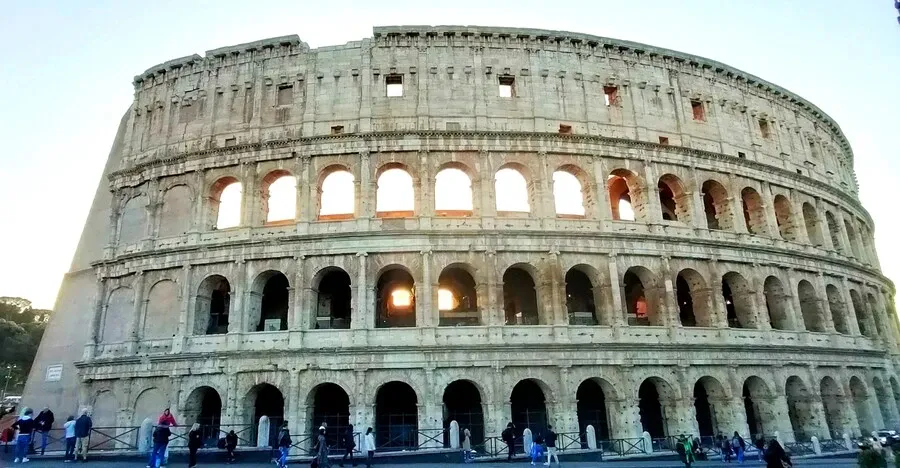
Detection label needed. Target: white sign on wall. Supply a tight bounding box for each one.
[45,365,63,382]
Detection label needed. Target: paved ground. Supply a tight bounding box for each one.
[0,458,860,467]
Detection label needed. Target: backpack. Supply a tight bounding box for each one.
[501,428,513,442]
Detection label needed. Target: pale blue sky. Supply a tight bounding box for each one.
[0,1,897,308]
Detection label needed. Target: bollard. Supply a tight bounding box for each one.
[449,420,460,449]
[585,425,597,450]
[257,415,270,448]
[642,431,652,454]
[843,433,853,451]
[523,428,533,454]
[138,418,154,453]
[811,436,821,455]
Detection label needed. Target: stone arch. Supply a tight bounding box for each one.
[743,376,777,438]
[158,184,193,237]
[872,377,894,430]
[657,174,692,223]
[866,293,884,337]
[723,272,756,329]
[844,219,862,259]
[376,265,416,328]
[312,266,352,329]
[624,266,661,326]
[435,165,474,216]
[826,284,850,334]
[577,378,616,443]
[510,378,550,438]
[118,194,148,245]
[802,202,824,246]
[741,187,767,235]
[565,266,598,326]
[260,169,296,223]
[701,179,734,231]
[608,168,646,221]
[245,383,285,445]
[318,165,355,219]
[209,176,242,230]
[552,167,586,217]
[763,276,791,330]
[503,264,540,325]
[143,279,179,339]
[850,289,874,337]
[785,376,817,441]
[850,376,875,436]
[694,376,732,437]
[194,274,230,335]
[376,164,415,217]
[92,390,119,428]
[102,287,134,343]
[249,270,289,332]
[375,381,419,449]
[825,211,844,253]
[307,383,351,447]
[773,195,799,241]
[638,377,676,438]
[797,280,826,332]
[890,377,900,423]
[676,268,713,327]
[495,163,533,214]
[555,164,595,218]
[819,377,850,439]
[438,264,479,326]
[443,379,485,448]
[133,387,168,426]
[183,386,222,442]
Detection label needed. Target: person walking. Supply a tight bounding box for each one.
[225,429,238,463]
[763,439,791,468]
[315,426,331,467]
[63,415,76,462]
[187,423,202,468]
[34,406,54,455]
[363,427,375,468]
[148,421,172,468]
[675,435,695,468]
[461,427,472,463]
[340,423,356,466]
[11,407,35,463]
[73,408,92,462]
[543,425,559,466]
[276,421,291,468]
[731,431,746,464]
[501,422,516,462]
[721,433,733,463]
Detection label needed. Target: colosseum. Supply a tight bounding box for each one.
[23,25,899,455]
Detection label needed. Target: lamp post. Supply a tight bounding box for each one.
[1,365,15,399]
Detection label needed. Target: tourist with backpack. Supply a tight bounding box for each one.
[340,423,355,467]
[501,423,516,462]
[276,422,291,468]
[731,431,746,463]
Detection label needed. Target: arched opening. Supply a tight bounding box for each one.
[694,377,729,438]
[785,376,816,441]
[873,378,893,430]
[676,269,712,327]
[495,167,531,213]
[723,272,755,329]
[195,275,230,335]
[503,266,539,325]
[376,267,416,328]
[309,383,351,450]
[118,195,148,245]
[826,285,850,334]
[565,268,597,325]
[638,378,670,438]
[890,378,900,425]
[850,290,873,337]
[624,267,659,326]
[375,381,418,450]
[763,276,790,330]
[844,220,862,259]
[438,266,479,326]
[744,376,776,439]
[210,177,242,230]
[261,171,297,224]
[741,187,767,235]
[143,280,179,339]
[797,280,825,332]
[577,379,611,445]
[435,167,473,216]
[820,377,848,439]
[825,212,844,253]
[701,180,733,231]
[158,185,193,237]
[443,380,484,449]
[248,384,284,446]
[866,293,884,337]
[314,268,352,329]
[252,271,289,332]
[184,387,222,447]
[376,167,415,217]
[802,203,824,246]
[319,169,355,219]
[608,169,644,221]
[773,195,799,241]
[553,170,586,217]
[850,376,875,436]
[510,379,549,439]
[657,174,690,223]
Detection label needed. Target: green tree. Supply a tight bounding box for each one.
[0,297,51,395]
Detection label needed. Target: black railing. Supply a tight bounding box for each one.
[819,437,848,453]
[88,426,140,451]
[784,439,816,456]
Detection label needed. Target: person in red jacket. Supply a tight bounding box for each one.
[157,408,177,426]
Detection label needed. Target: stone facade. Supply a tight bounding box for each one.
[23,26,899,448]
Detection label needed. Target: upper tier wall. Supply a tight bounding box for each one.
[123,26,857,197]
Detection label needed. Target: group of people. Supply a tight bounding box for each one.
[6,406,93,463]
[497,422,560,466]
[274,421,377,468]
[675,432,793,468]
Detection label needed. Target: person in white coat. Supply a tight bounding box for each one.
[364,427,376,467]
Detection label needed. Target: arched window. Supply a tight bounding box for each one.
[158,185,193,237]
[773,195,799,241]
[624,267,659,326]
[376,168,415,217]
[438,266,478,326]
[314,268,352,329]
[826,285,850,335]
[844,219,862,259]
[376,267,416,328]
[495,167,530,213]
[723,272,755,329]
[802,203,823,246]
[676,269,712,327]
[118,195,148,245]
[825,211,844,253]
[251,271,289,332]
[210,177,242,230]
[608,169,644,221]
[503,266,539,325]
[319,169,355,218]
[701,180,733,231]
[375,382,418,449]
[195,275,230,335]
[850,289,874,337]
[797,280,825,332]
[741,187,767,235]
[785,376,815,441]
[763,276,790,330]
[565,268,597,325]
[435,168,473,216]
[552,170,585,217]
[657,174,690,223]
[261,171,296,223]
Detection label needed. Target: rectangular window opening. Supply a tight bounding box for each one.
[224,137,237,147]
[603,86,618,107]
[277,85,293,106]
[809,142,819,158]
[331,125,344,135]
[559,124,573,134]
[658,136,669,145]
[759,119,771,138]
[690,100,705,121]
[499,75,515,98]
[796,169,803,175]
[386,74,403,97]
[446,122,461,131]
[738,151,746,159]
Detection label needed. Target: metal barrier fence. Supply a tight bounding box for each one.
[784,439,816,456]
[819,437,847,453]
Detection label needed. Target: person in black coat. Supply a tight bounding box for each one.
[340,423,356,467]
[33,407,54,455]
[187,423,203,467]
[148,422,172,468]
[764,439,792,468]
[225,430,238,463]
[501,423,516,462]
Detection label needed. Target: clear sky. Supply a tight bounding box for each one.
[0,0,897,309]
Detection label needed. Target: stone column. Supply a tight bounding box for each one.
[869,285,893,350]
[484,250,500,327]
[298,154,313,225]
[753,272,773,330]
[770,393,797,443]
[536,151,556,225]
[760,182,781,238]
[592,156,612,226]
[815,273,836,333]
[221,373,239,427]
[291,256,306,330]
[357,150,373,224]
[548,250,566,327]
[229,260,248,334]
[355,253,369,330]
[660,256,679,328]
[555,367,578,434]
[642,161,663,223]
[287,371,301,438]
[708,259,727,327]
[607,254,625,326]
[839,277,862,336]
[609,398,643,440]
[418,150,433,222]
[478,151,496,229]
[85,274,108,360]
[781,268,805,331]
[240,162,257,227]
[418,250,434,328]
[728,174,748,234]
[127,271,146,352]
[172,263,192,352]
